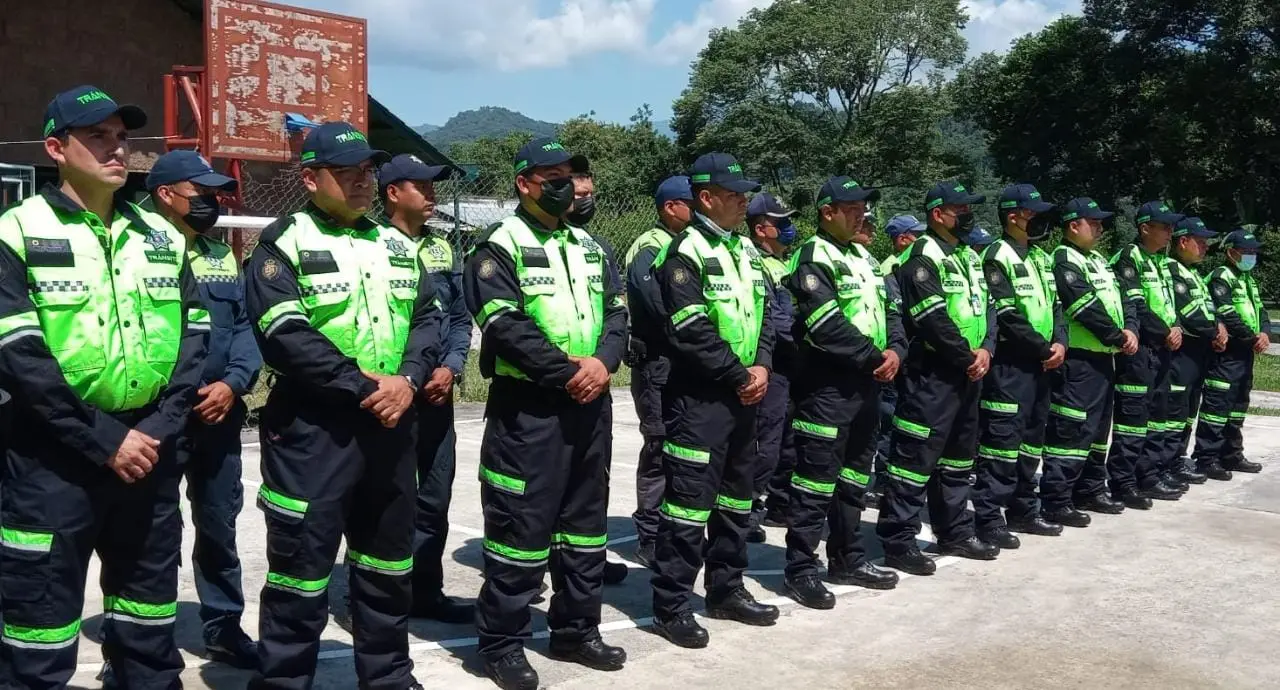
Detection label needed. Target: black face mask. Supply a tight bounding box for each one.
[534,177,576,218]
[183,193,222,233]
[1025,212,1053,241]
[566,195,596,226]
[954,211,976,237]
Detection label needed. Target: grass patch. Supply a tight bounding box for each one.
[1247,406,1280,417]
[1253,353,1280,393]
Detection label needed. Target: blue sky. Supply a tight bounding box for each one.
[293,0,1082,127]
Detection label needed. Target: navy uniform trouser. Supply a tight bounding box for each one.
[874,381,897,487]
[180,400,249,642]
[1043,350,1113,510]
[1,414,184,690]
[876,358,980,553]
[631,356,668,546]
[972,356,1049,531]
[1107,345,1164,492]
[411,396,458,603]
[785,370,877,578]
[475,380,611,661]
[753,370,794,508]
[250,388,417,690]
[651,382,757,619]
[1193,344,1254,467]
[1169,338,1210,464]
[1143,346,1182,477]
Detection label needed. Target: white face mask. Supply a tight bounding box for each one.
[1237,254,1258,271]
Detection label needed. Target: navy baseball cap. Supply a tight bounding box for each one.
[816,176,881,207]
[378,154,461,187]
[1173,216,1217,239]
[299,122,389,168]
[1134,200,1183,226]
[925,181,985,210]
[654,175,694,207]
[998,183,1054,213]
[1222,229,1262,251]
[145,150,237,191]
[967,224,997,247]
[885,214,926,238]
[1060,197,1114,222]
[747,192,796,233]
[513,137,588,176]
[43,85,146,138]
[689,153,761,193]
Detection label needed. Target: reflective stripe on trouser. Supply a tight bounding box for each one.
[1042,350,1114,511]
[783,373,877,579]
[1140,347,1180,479]
[631,357,670,544]
[1106,345,1159,492]
[0,435,183,689]
[1193,346,1253,467]
[753,371,795,506]
[876,360,981,552]
[1169,339,1210,464]
[475,381,612,660]
[251,392,416,690]
[180,400,248,638]
[412,398,458,602]
[653,384,758,619]
[972,356,1049,530]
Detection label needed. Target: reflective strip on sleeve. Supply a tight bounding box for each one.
[909,294,945,318]
[792,419,839,439]
[891,416,931,440]
[790,474,836,497]
[1112,424,1148,437]
[259,299,308,338]
[477,298,517,331]
[670,304,708,330]
[346,550,413,575]
[887,464,929,487]
[1050,403,1087,421]
[0,311,43,348]
[1065,293,1098,318]
[661,501,711,526]
[479,466,526,495]
[0,527,53,553]
[978,445,1019,462]
[2,619,80,650]
[1116,384,1149,395]
[805,300,839,329]
[102,596,177,626]
[1204,379,1231,391]
[266,572,330,597]
[258,486,309,519]
[552,532,608,552]
[663,441,710,465]
[715,495,754,514]
[839,467,870,487]
[483,539,551,567]
[980,400,1019,414]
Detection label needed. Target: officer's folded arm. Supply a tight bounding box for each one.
[786,262,883,372]
[244,236,378,404]
[0,237,131,464]
[884,274,909,361]
[1116,252,1170,343]
[1211,276,1256,340]
[899,255,976,370]
[1056,260,1125,347]
[463,242,578,388]
[135,254,211,443]
[222,277,264,396]
[431,270,471,377]
[985,261,1049,359]
[657,252,751,389]
[1173,278,1217,339]
[395,262,446,388]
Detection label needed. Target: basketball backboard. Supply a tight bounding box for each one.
[205,0,368,162]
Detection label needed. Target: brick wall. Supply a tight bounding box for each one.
[0,0,201,169]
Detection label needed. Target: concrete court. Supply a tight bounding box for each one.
[65,389,1280,689]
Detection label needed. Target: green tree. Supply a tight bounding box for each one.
[447,131,535,197]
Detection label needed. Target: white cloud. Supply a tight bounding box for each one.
[962,0,1083,55]
[648,0,776,64]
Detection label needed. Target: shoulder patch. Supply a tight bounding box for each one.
[986,267,1002,285]
[261,257,281,280]
[672,267,690,285]
[803,273,819,292]
[915,266,930,282]
[1063,270,1078,285]
[1121,265,1135,279]
[1175,281,1187,294]
[1214,283,1228,297]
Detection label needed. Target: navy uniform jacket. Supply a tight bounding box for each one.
[416,229,471,377]
[189,234,262,396]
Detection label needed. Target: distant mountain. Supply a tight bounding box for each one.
[421,107,559,149]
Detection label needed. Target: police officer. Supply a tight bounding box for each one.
[624,176,695,569]
[650,152,777,647]
[1040,198,1142,520]
[1193,229,1269,476]
[464,137,628,689]
[783,176,904,609]
[744,192,798,540]
[1165,217,1221,485]
[1108,201,1186,501]
[973,184,1066,547]
[376,153,476,622]
[0,85,211,688]
[147,150,262,665]
[245,122,441,690]
[868,214,925,503]
[877,181,999,575]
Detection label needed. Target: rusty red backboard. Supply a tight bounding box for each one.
[205,0,368,162]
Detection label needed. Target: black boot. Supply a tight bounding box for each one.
[705,588,779,626]
[1160,471,1190,492]
[1008,515,1066,535]
[484,650,539,690]
[653,612,709,649]
[884,547,936,576]
[784,574,835,610]
[1139,480,1183,501]
[825,561,898,589]
[634,540,657,570]
[1113,487,1152,510]
[1222,457,1262,474]
[548,635,627,671]
[1172,465,1208,485]
[204,626,258,669]
[1074,492,1126,515]
[410,592,475,624]
[1200,460,1233,481]
[938,535,1000,560]
[978,526,1021,550]
[1043,508,1091,528]
[603,561,629,585]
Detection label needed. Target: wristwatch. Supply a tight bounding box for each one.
[403,375,416,389]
